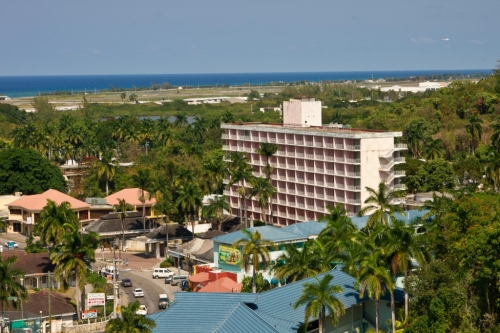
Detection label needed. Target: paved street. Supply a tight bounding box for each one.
[0,233,27,251]
[93,250,189,316]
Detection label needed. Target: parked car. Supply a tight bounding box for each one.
[133,288,144,298]
[152,268,174,279]
[5,241,18,249]
[136,305,148,316]
[165,275,189,285]
[121,278,132,287]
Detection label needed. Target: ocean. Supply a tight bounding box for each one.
[0,69,492,98]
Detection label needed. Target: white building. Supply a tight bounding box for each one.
[222,97,406,225]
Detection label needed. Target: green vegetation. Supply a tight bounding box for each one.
[104,301,156,333]
[0,148,67,194]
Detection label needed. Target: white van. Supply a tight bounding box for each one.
[152,268,174,279]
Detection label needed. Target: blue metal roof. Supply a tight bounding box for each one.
[212,226,309,245]
[213,210,431,244]
[349,209,430,229]
[280,221,327,238]
[149,293,258,333]
[148,270,404,333]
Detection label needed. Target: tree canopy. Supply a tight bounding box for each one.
[0,148,66,194]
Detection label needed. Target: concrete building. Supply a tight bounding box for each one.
[222,97,407,225]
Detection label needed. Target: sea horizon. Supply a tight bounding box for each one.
[0,69,492,98]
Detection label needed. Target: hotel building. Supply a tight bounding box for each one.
[222,98,407,226]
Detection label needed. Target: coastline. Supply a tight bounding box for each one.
[0,69,492,99]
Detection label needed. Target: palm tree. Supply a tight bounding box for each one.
[232,229,274,293]
[383,220,430,321]
[33,200,79,245]
[485,151,500,190]
[490,118,500,151]
[154,195,178,247]
[50,231,99,320]
[220,110,235,123]
[318,205,359,264]
[424,138,445,160]
[156,117,173,146]
[356,252,394,333]
[271,240,329,283]
[202,195,231,231]
[96,149,119,196]
[129,93,138,102]
[293,274,345,333]
[404,121,425,158]
[191,116,207,144]
[201,152,227,195]
[175,182,203,236]
[114,199,132,252]
[465,113,483,154]
[249,176,276,224]
[256,142,279,179]
[0,254,28,333]
[358,182,405,229]
[137,119,156,155]
[105,301,156,333]
[174,112,189,127]
[227,151,253,226]
[120,92,127,102]
[131,168,153,234]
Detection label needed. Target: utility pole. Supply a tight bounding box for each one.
[112,258,117,318]
[48,272,51,333]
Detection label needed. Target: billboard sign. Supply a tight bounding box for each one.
[219,245,241,266]
[87,293,105,306]
[82,309,97,319]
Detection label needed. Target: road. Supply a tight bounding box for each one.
[0,235,26,251]
[114,268,186,316]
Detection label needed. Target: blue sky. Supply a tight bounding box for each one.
[1,0,499,75]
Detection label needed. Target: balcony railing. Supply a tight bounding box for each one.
[395,143,408,149]
[221,134,229,139]
[346,185,361,191]
[346,172,361,177]
[394,184,407,190]
[346,158,361,164]
[335,144,344,149]
[345,145,361,150]
[347,199,361,204]
[395,170,406,176]
[394,157,406,163]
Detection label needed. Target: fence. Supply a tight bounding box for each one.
[62,314,113,333]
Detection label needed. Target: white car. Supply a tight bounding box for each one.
[136,305,148,316]
[133,288,144,298]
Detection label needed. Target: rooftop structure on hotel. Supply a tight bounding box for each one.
[222,97,407,225]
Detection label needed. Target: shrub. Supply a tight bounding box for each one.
[160,260,172,268]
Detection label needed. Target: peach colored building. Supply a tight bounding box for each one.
[222,98,407,226]
[6,189,91,235]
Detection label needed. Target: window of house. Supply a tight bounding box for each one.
[13,223,21,232]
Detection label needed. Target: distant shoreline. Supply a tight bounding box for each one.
[0,69,492,98]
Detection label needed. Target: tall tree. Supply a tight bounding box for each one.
[95,150,119,196]
[293,274,345,333]
[249,176,276,224]
[175,182,203,236]
[382,220,429,321]
[256,142,279,179]
[202,195,231,231]
[356,252,394,333]
[465,113,483,154]
[33,200,79,245]
[227,151,253,227]
[271,240,329,283]
[358,182,405,229]
[50,231,99,320]
[0,254,28,333]
[490,118,500,151]
[137,119,156,155]
[131,168,153,234]
[424,138,445,160]
[114,198,132,252]
[104,301,156,333]
[232,229,274,293]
